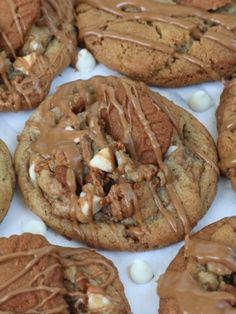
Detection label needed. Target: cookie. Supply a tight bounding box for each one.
[0,0,41,54]
[0,233,131,313]
[217,78,236,190]
[0,233,68,313]
[176,0,231,10]
[158,216,236,314]
[0,139,15,222]
[76,0,236,87]
[59,247,131,313]
[0,0,77,111]
[15,76,218,251]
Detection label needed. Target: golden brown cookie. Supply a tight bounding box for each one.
[217,78,236,190]
[76,0,236,87]
[0,0,40,54]
[0,139,15,222]
[59,247,131,313]
[0,0,77,111]
[176,0,231,10]
[158,217,236,314]
[0,233,68,313]
[0,233,131,314]
[15,76,218,251]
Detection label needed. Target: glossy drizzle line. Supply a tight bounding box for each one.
[79,0,236,82]
[158,236,236,314]
[29,77,218,244]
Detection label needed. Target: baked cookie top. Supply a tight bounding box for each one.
[158,216,236,314]
[0,139,15,223]
[76,0,236,87]
[176,0,232,10]
[217,77,236,190]
[15,76,218,251]
[0,0,77,111]
[0,233,68,313]
[0,233,131,313]
[59,247,131,313]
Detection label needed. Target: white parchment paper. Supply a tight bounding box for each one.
[0,62,235,314]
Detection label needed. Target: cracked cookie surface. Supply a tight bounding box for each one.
[15,76,218,251]
[0,0,77,111]
[76,0,236,87]
[0,139,15,223]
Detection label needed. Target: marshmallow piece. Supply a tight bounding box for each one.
[29,162,37,186]
[65,126,80,143]
[76,49,96,75]
[188,90,213,112]
[88,293,110,310]
[165,145,178,157]
[90,147,115,173]
[129,259,154,284]
[80,192,103,217]
[14,53,37,75]
[22,219,47,236]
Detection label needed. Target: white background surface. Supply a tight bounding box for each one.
[0,62,235,314]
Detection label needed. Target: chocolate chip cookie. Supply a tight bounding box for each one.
[0,0,77,111]
[76,0,236,87]
[0,139,15,222]
[15,76,218,250]
[158,216,236,314]
[0,233,131,313]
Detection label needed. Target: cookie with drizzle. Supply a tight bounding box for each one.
[15,76,218,250]
[0,0,77,111]
[76,0,236,87]
[158,216,236,314]
[0,233,131,313]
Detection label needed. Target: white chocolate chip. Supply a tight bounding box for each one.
[29,40,41,51]
[165,145,178,157]
[76,49,96,74]
[64,126,80,143]
[65,126,74,131]
[29,162,37,186]
[88,293,110,310]
[129,259,154,284]
[21,219,47,236]
[80,192,103,217]
[90,147,115,173]
[188,90,213,112]
[115,150,128,167]
[13,53,37,75]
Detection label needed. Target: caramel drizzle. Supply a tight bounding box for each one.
[158,237,236,314]
[59,248,130,313]
[149,91,219,175]
[79,0,236,81]
[122,81,190,234]
[0,243,124,313]
[0,0,75,109]
[0,245,68,313]
[30,78,218,239]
